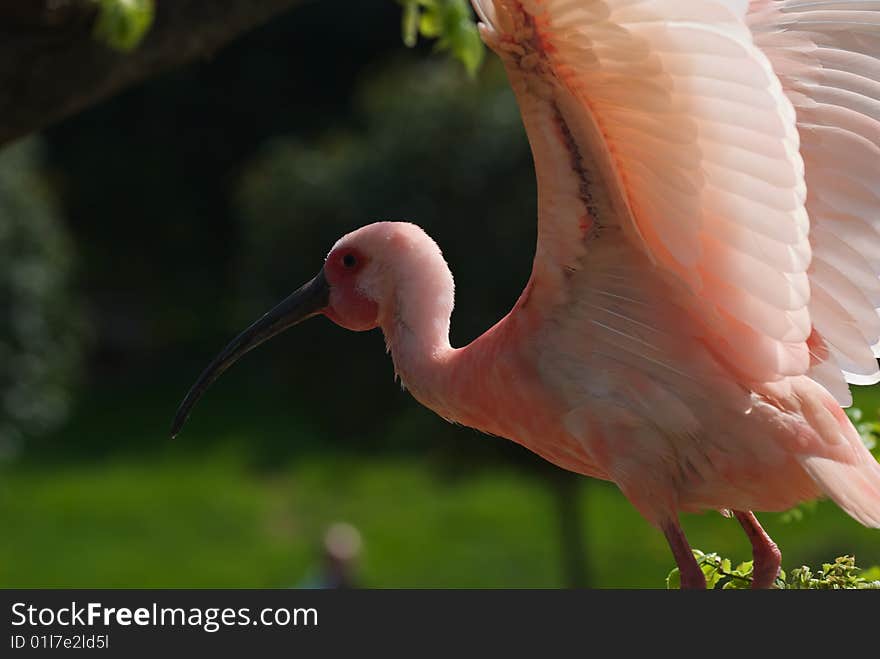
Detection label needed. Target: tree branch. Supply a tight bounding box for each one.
[0,0,305,147]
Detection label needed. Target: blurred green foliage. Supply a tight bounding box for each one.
[4,377,878,589]
[787,556,880,589]
[667,552,880,590]
[93,0,155,52]
[0,139,85,458]
[4,410,880,588]
[399,0,485,75]
[847,406,880,455]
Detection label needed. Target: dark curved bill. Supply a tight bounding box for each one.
[170,269,329,438]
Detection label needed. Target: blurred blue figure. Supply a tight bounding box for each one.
[298,523,362,589]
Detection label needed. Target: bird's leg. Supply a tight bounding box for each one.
[662,518,705,589]
[733,510,781,589]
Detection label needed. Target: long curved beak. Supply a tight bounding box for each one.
[171,269,330,438]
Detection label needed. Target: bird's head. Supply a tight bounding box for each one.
[170,221,453,437]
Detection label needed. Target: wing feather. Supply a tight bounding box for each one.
[475,0,811,383]
[749,0,880,401]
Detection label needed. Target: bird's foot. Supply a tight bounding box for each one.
[680,568,707,590]
[750,539,781,589]
[733,510,781,589]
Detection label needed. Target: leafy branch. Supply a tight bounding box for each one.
[93,0,155,52]
[398,0,485,76]
[667,551,880,590]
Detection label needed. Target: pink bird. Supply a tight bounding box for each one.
[173,0,880,589]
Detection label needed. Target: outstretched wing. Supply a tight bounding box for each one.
[748,0,880,405]
[473,0,812,384]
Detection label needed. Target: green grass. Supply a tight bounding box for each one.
[2,449,878,588]
[2,375,878,589]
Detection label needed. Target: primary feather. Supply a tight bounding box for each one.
[748,0,880,405]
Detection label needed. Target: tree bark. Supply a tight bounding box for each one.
[0,0,304,148]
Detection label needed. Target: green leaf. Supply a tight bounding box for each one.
[787,565,813,589]
[396,0,485,76]
[451,20,485,77]
[401,0,420,48]
[419,10,443,38]
[704,570,722,589]
[667,549,880,589]
[93,0,154,52]
[723,574,751,589]
[666,567,681,590]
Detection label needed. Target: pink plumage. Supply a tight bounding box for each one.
[174,0,880,589]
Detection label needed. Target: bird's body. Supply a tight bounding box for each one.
[347,221,863,526]
[174,0,880,588]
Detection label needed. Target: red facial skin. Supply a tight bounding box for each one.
[322,247,380,331]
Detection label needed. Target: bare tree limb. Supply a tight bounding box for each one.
[0,0,305,147]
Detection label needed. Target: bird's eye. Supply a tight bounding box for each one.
[342,253,357,269]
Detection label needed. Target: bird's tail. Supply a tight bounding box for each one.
[796,380,880,528]
[801,455,880,528]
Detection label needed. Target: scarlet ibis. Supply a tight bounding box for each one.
[173,0,880,588]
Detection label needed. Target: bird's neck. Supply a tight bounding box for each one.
[382,303,520,432]
[383,306,454,409]
[378,250,517,430]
